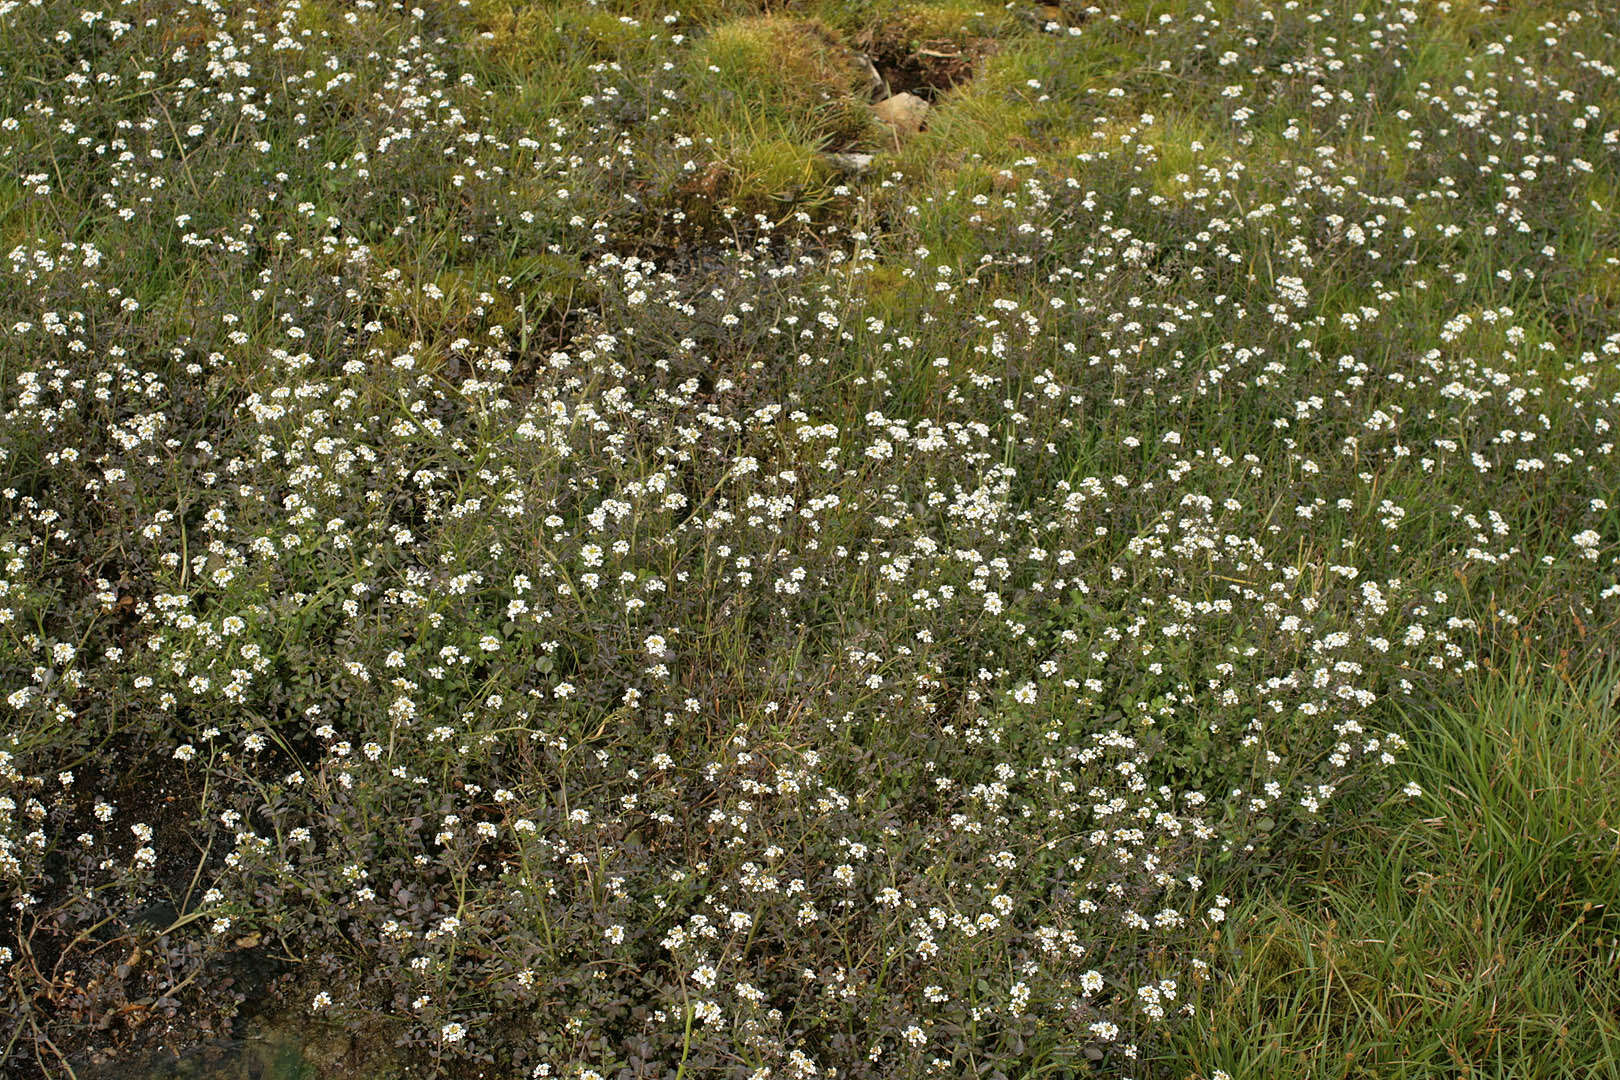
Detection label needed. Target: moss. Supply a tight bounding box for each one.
[668,140,843,225]
[853,262,927,324]
[727,138,830,205]
[677,17,878,214]
[473,3,650,69]
[688,16,870,137]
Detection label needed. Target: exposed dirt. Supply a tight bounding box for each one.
[857,32,989,100]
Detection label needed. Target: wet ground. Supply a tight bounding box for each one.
[78,1017,357,1080]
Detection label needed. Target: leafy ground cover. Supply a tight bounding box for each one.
[0,0,1617,1077]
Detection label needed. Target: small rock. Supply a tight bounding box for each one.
[827,152,875,175]
[873,92,929,137]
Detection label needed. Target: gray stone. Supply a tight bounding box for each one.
[827,152,876,174]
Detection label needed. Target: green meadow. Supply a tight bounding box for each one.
[1,0,1617,1076]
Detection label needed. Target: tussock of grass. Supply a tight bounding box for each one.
[1179,669,1620,1079]
[693,16,861,114]
[680,15,879,212]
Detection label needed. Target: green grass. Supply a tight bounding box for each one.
[1175,667,1620,1079]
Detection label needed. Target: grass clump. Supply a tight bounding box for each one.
[1177,668,1620,1079]
[680,16,878,214]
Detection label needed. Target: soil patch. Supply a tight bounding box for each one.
[857,32,989,100]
